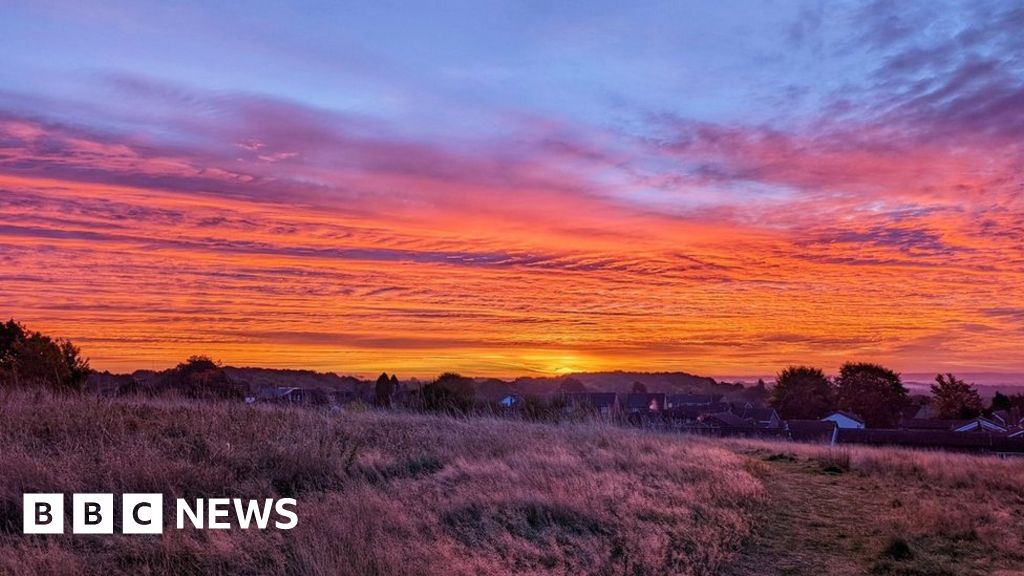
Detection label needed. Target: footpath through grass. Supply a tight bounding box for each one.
[722,445,1024,576]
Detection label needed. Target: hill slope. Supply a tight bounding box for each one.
[512,370,764,401]
[0,395,761,576]
[2,397,1023,575]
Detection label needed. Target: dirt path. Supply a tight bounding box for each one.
[720,455,900,576]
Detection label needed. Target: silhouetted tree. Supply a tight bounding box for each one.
[156,355,243,400]
[60,340,90,387]
[930,373,983,419]
[631,381,648,394]
[0,319,24,366]
[420,372,475,414]
[0,319,90,392]
[990,391,1021,414]
[769,366,834,419]
[833,362,909,428]
[375,372,395,408]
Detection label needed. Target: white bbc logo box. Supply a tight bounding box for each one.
[22,494,64,534]
[24,493,163,534]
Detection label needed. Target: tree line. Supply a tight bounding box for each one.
[4,318,1019,427]
[769,363,995,427]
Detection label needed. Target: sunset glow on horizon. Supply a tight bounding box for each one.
[1,1,1022,378]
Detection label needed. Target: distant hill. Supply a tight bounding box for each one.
[88,366,371,397]
[89,366,769,405]
[222,367,366,395]
[85,371,135,395]
[510,371,767,404]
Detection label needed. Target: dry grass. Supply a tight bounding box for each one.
[5,393,1024,576]
[0,394,762,576]
[726,439,1024,575]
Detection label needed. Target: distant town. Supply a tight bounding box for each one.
[90,358,1024,456]
[5,318,1024,456]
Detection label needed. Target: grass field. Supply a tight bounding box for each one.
[2,394,1024,576]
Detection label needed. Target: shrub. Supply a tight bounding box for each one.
[418,372,476,414]
[0,319,89,392]
[152,356,245,400]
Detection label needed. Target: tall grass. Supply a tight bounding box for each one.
[8,394,1024,575]
[0,394,763,576]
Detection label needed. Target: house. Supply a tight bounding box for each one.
[822,411,866,429]
[499,394,522,409]
[250,386,296,404]
[254,387,326,406]
[622,393,666,415]
[664,403,731,424]
[898,418,965,431]
[898,417,1012,434]
[991,409,1024,429]
[785,420,838,444]
[952,417,1008,433]
[564,392,620,418]
[665,394,723,408]
[703,411,754,429]
[731,404,781,428]
[836,428,1024,453]
[912,402,938,419]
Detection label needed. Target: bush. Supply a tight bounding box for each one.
[419,372,476,414]
[0,319,89,392]
[152,356,245,400]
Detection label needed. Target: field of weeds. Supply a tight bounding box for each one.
[4,394,1024,575]
[0,394,762,576]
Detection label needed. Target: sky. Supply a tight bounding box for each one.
[1,0,1022,379]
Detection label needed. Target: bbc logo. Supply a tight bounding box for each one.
[23,493,298,534]
[24,493,163,535]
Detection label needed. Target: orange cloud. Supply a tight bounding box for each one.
[0,97,1021,378]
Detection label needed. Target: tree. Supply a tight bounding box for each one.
[0,319,90,392]
[0,319,25,366]
[991,391,1013,413]
[60,340,91,389]
[769,366,834,419]
[631,381,648,394]
[375,372,395,408]
[420,372,476,414]
[833,362,909,428]
[930,373,983,419]
[156,355,242,400]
